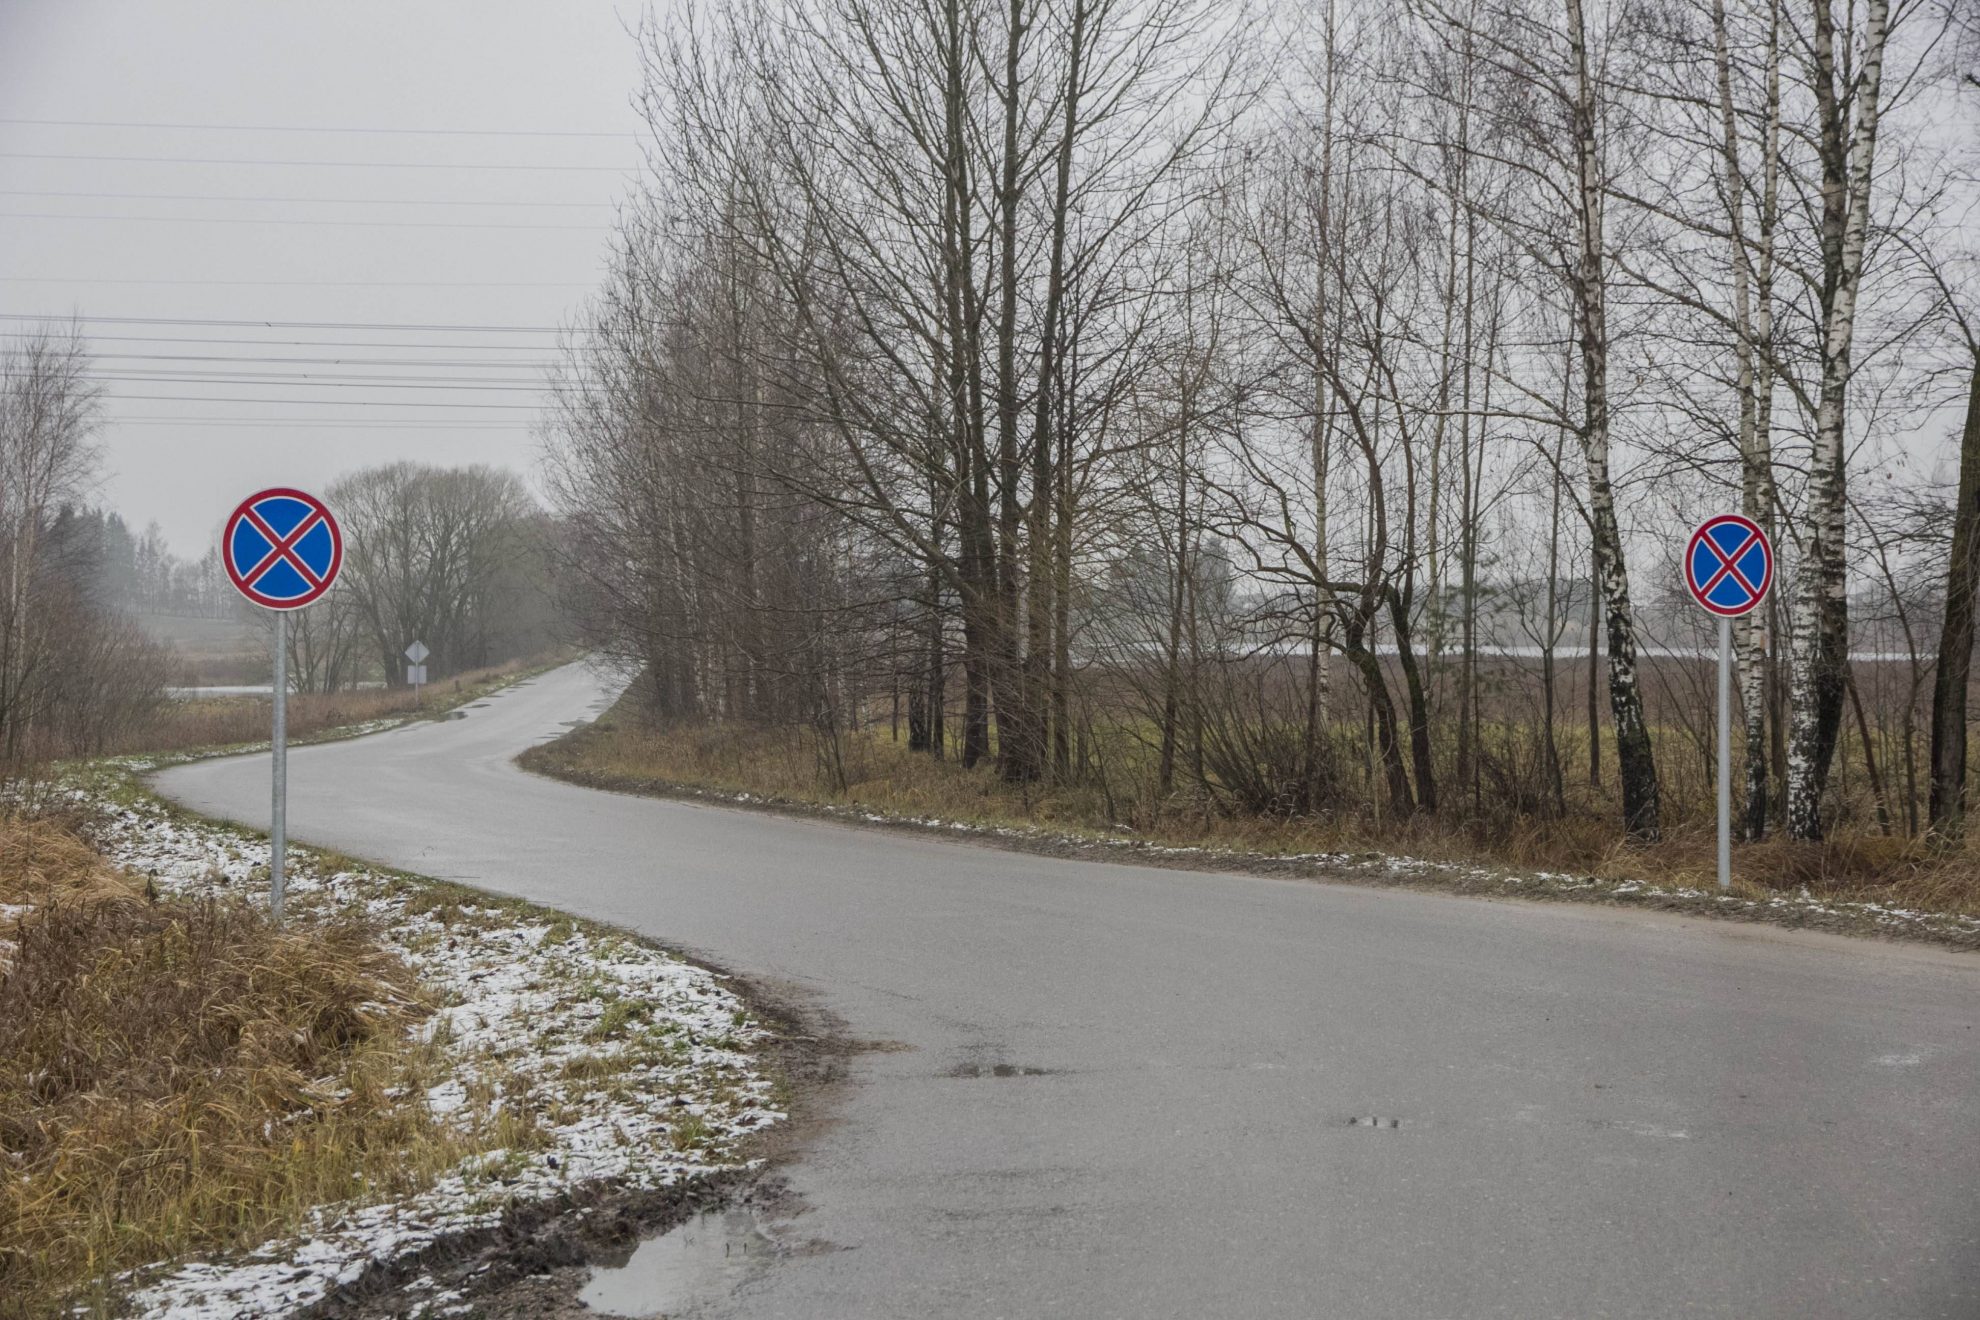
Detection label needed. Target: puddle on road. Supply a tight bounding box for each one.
[579,1208,771,1318]
[945,1062,1059,1078]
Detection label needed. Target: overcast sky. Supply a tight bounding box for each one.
[0,0,651,556]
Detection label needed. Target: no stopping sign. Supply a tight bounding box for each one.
[223,487,343,610]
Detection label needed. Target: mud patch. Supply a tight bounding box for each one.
[579,1207,771,1317]
[330,957,849,1320]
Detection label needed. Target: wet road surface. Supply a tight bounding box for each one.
[155,661,1980,1318]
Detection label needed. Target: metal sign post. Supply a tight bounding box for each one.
[222,487,344,923]
[1683,514,1775,891]
[272,610,287,920]
[1717,614,1730,893]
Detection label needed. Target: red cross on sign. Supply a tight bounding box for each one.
[222,488,344,610]
[1684,514,1773,618]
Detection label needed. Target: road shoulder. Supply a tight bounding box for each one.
[521,717,1980,954]
[57,763,808,1319]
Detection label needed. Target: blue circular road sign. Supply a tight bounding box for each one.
[1685,514,1773,617]
[223,487,343,610]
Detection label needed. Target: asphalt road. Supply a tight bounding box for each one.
[154,661,1980,1319]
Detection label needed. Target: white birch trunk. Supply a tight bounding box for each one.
[1786,0,1890,841]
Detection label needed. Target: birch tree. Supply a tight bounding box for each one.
[1784,0,1894,840]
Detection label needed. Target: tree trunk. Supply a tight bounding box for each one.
[1567,0,1659,839]
[1928,354,1980,839]
[1786,0,1889,840]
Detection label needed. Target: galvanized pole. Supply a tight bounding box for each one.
[1717,613,1731,891]
[271,609,288,922]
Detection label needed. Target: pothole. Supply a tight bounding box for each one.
[579,1207,771,1318]
[1346,1116,1402,1130]
[945,1062,1059,1078]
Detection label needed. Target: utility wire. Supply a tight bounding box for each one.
[0,278,586,287]
[0,313,563,332]
[0,211,608,231]
[107,393,544,409]
[89,352,560,366]
[5,334,565,350]
[111,418,539,428]
[65,372,550,389]
[1,151,631,171]
[0,116,638,139]
[0,189,612,208]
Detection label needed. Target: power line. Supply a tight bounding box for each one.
[106,393,544,409]
[0,278,586,287]
[0,211,608,231]
[70,372,550,387]
[1,151,632,171]
[91,352,560,367]
[10,333,565,350]
[0,116,638,139]
[110,417,539,429]
[106,411,538,422]
[0,189,612,209]
[0,312,564,333]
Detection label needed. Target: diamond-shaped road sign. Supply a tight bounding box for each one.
[405,640,430,665]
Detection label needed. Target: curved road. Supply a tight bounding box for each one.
[156,661,1980,1318]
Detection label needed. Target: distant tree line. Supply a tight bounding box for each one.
[1,329,566,772]
[290,463,561,692]
[546,0,1980,845]
[0,327,170,765]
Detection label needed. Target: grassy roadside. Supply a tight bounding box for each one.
[520,692,1980,951]
[0,805,518,1320]
[0,662,568,1318]
[1,652,780,1318]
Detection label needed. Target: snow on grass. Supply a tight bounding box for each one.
[68,781,781,1320]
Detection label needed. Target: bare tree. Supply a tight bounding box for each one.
[0,325,103,766]
[330,464,544,685]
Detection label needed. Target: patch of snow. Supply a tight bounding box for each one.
[58,782,780,1319]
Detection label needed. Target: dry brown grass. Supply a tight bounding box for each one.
[0,814,504,1320]
[0,815,141,920]
[532,709,1980,923]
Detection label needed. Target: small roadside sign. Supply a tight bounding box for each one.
[1686,513,1775,894]
[405,642,430,703]
[220,487,344,924]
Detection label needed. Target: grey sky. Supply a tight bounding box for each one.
[0,0,650,556]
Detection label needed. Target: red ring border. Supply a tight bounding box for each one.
[1684,513,1772,618]
[223,487,343,611]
